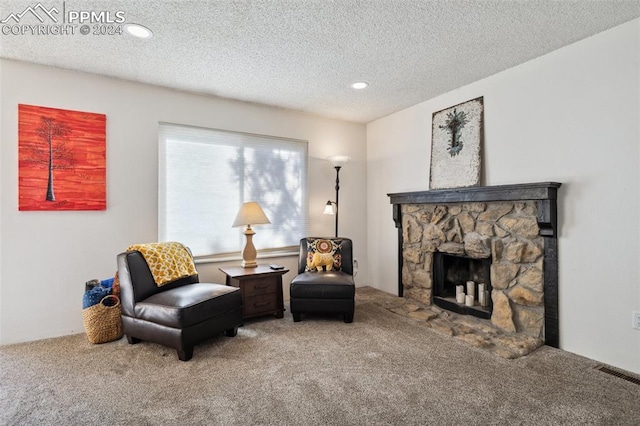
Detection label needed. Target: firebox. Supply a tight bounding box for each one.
[433,252,492,319]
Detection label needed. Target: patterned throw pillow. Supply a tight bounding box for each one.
[305,238,342,272]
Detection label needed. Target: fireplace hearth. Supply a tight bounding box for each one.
[389,182,561,347]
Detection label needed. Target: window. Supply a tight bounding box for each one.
[159,123,308,258]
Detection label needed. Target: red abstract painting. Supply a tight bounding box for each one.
[18,104,106,211]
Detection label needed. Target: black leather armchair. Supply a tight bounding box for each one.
[289,237,355,323]
[117,249,243,361]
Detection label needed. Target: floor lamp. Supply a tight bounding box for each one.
[323,155,350,238]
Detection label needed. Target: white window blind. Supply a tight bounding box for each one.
[159,123,308,258]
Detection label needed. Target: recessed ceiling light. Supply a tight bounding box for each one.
[351,81,369,90]
[124,23,153,39]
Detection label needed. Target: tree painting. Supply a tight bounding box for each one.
[18,104,106,211]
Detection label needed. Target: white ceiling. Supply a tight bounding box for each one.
[1,0,639,123]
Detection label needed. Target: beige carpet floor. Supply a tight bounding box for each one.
[1,287,639,425]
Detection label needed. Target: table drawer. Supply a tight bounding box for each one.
[244,293,278,315]
[244,278,277,297]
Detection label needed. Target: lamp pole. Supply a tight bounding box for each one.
[326,155,349,238]
[334,165,341,238]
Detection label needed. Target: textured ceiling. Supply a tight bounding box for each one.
[1,0,639,123]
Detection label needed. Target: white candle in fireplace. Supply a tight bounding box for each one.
[478,291,485,306]
[456,292,465,304]
[478,283,486,295]
[466,281,475,299]
[465,295,474,307]
[456,285,464,295]
[482,290,490,307]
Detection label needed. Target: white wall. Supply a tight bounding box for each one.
[0,59,367,344]
[367,19,640,374]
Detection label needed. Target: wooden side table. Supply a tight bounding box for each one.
[219,265,288,320]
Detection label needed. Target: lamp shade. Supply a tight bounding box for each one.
[232,202,271,227]
[323,201,336,215]
[327,155,350,168]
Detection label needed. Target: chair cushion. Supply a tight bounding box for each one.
[290,271,355,299]
[134,283,241,328]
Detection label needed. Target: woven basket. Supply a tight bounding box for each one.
[82,295,123,344]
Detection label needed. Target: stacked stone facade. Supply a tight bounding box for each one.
[401,201,545,338]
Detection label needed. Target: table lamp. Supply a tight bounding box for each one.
[232,201,271,268]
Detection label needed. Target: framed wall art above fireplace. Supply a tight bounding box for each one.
[429,96,484,190]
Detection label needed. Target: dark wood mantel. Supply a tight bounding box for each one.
[387,182,562,348]
[388,182,561,204]
[389,182,561,237]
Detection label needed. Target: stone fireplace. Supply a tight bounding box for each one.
[388,182,561,347]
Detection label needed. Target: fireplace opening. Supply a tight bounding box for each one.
[433,253,492,319]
